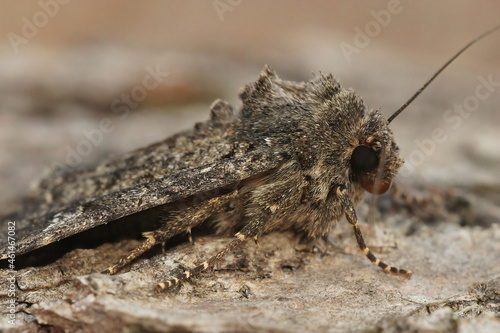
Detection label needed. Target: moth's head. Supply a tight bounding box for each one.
[350,26,500,194]
[349,110,403,194]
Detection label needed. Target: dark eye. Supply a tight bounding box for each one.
[350,145,378,173]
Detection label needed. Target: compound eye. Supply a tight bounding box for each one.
[350,145,378,174]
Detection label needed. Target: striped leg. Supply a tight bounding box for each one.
[103,233,157,275]
[155,235,244,291]
[103,191,238,275]
[337,186,412,278]
[156,224,258,291]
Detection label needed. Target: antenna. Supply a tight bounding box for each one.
[387,24,500,124]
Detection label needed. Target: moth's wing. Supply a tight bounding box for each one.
[0,119,284,258]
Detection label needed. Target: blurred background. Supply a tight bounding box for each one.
[0,0,499,212]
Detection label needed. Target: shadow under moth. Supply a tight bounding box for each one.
[1,26,498,291]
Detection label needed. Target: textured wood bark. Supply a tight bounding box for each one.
[1,189,499,332]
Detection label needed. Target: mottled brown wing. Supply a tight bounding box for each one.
[0,118,285,258]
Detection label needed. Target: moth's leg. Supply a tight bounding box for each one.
[156,160,303,290]
[186,227,193,244]
[156,218,263,291]
[103,191,238,275]
[337,186,412,278]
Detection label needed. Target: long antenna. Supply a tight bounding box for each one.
[387,24,500,124]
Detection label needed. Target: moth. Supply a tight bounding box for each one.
[1,26,498,291]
